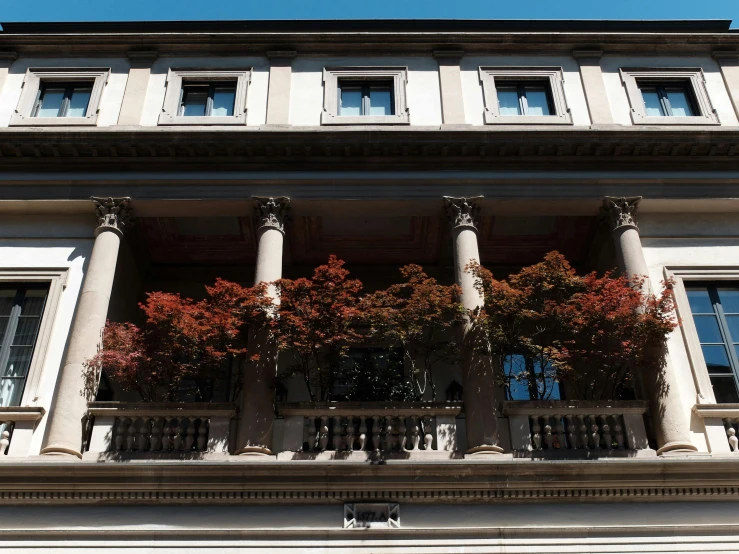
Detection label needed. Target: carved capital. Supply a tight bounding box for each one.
[443,196,482,230]
[602,196,641,232]
[91,197,133,236]
[254,197,290,233]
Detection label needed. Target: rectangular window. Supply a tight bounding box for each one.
[32,82,93,118]
[686,283,739,403]
[178,82,236,118]
[0,285,49,407]
[638,82,696,118]
[496,82,553,117]
[338,81,394,117]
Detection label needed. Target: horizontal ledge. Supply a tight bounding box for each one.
[87,402,237,418]
[0,406,46,421]
[502,400,649,416]
[692,403,739,419]
[277,401,464,417]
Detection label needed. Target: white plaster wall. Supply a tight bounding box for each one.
[0,58,129,127]
[460,56,591,126]
[289,57,442,126]
[601,56,739,126]
[640,213,739,452]
[140,57,269,126]
[0,216,93,454]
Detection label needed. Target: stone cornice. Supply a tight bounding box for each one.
[1,127,739,171]
[0,457,738,504]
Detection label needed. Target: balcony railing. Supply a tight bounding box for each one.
[85,402,236,459]
[692,404,739,455]
[502,400,653,457]
[276,401,464,459]
[0,406,45,458]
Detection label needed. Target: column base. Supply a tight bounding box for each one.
[656,440,699,456]
[39,446,83,459]
[233,446,274,456]
[465,444,505,457]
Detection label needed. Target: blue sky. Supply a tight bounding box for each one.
[1,0,738,25]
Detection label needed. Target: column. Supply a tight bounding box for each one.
[603,196,697,455]
[41,197,132,458]
[443,197,503,456]
[265,51,296,125]
[117,51,157,125]
[573,50,614,125]
[434,51,466,125]
[234,197,290,456]
[0,52,16,98]
[713,52,739,120]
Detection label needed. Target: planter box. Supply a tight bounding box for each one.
[85,402,236,460]
[502,400,654,458]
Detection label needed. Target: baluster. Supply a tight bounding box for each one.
[372,416,381,451]
[554,414,565,450]
[726,418,739,452]
[196,418,208,451]
[383,418,394,451]
[161,417,173,451]
[318,416,329,451]
[577,415,588,449]
[149,417,163,452]
[565,415,577,449]
[398,416,408,451]
[344,417,355,451]
[422,417,434,450]
[600,415,612,450]
[410,417,420,450]
[0,422,10,455]
[114,418,126,451]
[613,417,625,449]
[126,418,136,451]
[358,416,367,451]
[307,417,318,451]
[530,416,541,450]
[184,418,196,451]
[332,416,342,451]
[589,414,600,449]
[138,417,150,452]
[172,418,183,451]
[543,416,553,450]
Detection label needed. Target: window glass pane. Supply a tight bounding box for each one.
[726,315,739,344]
[693,315,724,343]
[13,316,41,347]
[181,89,208,117]
[368,87,392,116]
[524,87,551,116]
[641,89,665,117]
[701,345,732,373]
[717,288,739,314]
[3,346,33,378]
[20,290,46,317]
[36,88,65,117]
[710,375,739,403]
[497,88,521,116]
[211,86,235,117]
[339,87,362,116]
[66,87,91,117]
[665,88,694,117]
[0,378,24,407]
[0,290,15,316]
[0,318,8,345]
[686,287,713,314]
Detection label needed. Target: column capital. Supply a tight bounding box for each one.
[602,196,641,232]
[254,196,291,233]
[443,196,482,230]
[91,197,133,237]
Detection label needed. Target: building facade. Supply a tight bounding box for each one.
[0,18,739,553]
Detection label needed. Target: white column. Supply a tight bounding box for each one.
[444,197,503,456]
[234,197,290,456]
[603,197,697,455]
[41,197,132,458]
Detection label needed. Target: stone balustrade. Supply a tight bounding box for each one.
[85,402,236,459]
[692,404,739,455]
[0,407,45,458]
[276,402,464,459]
[503,400,652,456]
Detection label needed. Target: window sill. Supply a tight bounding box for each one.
[157,114,247,126]
[630,114,720,126]
[9,115,99,127]
[321,113,410,126]
[483,112,572,125]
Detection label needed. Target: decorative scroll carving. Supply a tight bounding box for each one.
[91,197,133,235]
[254,196,290,233]
[602,196,641,231]
[443,196,482,230]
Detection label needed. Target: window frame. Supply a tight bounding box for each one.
[31,82,94,119]
[620,68,719,125]
[158,68,251,126]
[321,67,409,125]
[178,81,238,118]
[479,67,572,125]
[0,270,67,407]
[10,68,109,127]
[338,81,395,117]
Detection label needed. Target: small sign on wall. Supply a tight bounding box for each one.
[344,503,400,528]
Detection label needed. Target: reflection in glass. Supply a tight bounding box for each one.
[369,88,392,116]
[717,288,739,314]
[686,287,713,314]
[665,88,693,117]
[701,345,732,373]
[211,87,236,117]
[497,88,521,115]
[711,376,739,403]
[339,88,362,116]
[524,87,551,116]
[641,89,664,117]
[66,87,91,117]
[36,88,65,117]
[693,315,724,343]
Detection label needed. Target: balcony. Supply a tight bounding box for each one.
[0,406,45,458]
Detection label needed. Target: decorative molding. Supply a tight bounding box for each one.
[602,196,641,232]
[126,50,158,68]
[0,51,17,68]
[572,50,603,60]
[87,401,237,418]
[620,68,720,126]
[0,406,45,422]
[344,502,400,528]
[254,196,290,233]
[443,196,482,230]
[693,404,739,419]
[91,196,133,235]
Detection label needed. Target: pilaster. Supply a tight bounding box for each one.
[118,50,157,126]
[573,50,614,125]
[713,51,739,120]
[265,51,296,126]
[0,52,17,99]
[434,50,467,125]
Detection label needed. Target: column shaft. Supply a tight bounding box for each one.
[603,197,697,455]
[41,198,131,458]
